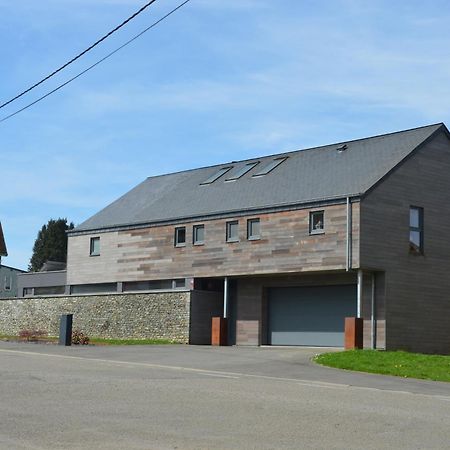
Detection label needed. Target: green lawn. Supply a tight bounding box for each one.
[0,334,175,346]
[314,350,450,382]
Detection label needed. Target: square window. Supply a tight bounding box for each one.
[226,220,239,242]
[409,206,423,254]
[174,227,186,247]
[90,237,100,256]
[193,224,205,245]
[247,218,260,240]
[309,211,324,234]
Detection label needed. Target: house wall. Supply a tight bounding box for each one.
[234,272,357,345]
[0,291,191,342]
[0,265,24,298]
[360,130,450,354]
[67,203,360,285]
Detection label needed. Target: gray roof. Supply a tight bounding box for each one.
[74,123,446,233]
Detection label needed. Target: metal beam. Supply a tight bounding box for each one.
[357,270,363,319]
[223,277,229,319]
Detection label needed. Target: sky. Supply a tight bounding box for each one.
[1,0,450,270]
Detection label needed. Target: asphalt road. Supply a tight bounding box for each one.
[0,342,449,449]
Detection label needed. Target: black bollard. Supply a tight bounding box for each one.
[59,314,73,346]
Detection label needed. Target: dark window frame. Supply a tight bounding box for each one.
[409,206,424,254]
[90,237,100,256]
[309,210,325,235]
[226,220,239,243]
[193,224,205,246]
[174,226,186,247]
[247,218,261,240]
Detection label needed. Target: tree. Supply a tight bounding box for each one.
[29,218,75,272]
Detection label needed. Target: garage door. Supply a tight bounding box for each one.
[268,285,356,347]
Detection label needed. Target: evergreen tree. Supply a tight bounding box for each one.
[28,218,75,271]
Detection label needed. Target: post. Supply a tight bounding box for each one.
[371,273,376,349]
[59,314,73,346]
[357,269,363,319]
[344,317,363,349]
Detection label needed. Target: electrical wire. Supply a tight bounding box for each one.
[0,0,191,124]
[0,0,159,110]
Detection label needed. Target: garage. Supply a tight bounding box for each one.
[268,285,356,346]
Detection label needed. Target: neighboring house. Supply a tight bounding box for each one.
[0,222,26,297]
[63,123,449,353]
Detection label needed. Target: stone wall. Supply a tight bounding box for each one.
[0,291,191,342]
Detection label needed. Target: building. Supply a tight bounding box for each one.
[17,261,67,297]
[0,222,26,297]
[44,124,450,353]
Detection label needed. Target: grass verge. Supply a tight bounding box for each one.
[314,350,450,382]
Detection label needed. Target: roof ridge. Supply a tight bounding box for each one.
[144,123,444,181]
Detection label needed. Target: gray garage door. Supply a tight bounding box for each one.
[268,285,356,347]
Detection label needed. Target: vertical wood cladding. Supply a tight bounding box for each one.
[360,130,450,354]
[67,203,360,285]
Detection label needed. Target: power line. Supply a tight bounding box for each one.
[0,0,191,124]
[0,0,159,110]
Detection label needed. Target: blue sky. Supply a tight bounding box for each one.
[2,0,450,270]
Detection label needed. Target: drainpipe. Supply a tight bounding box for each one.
[346,197,352,271]
[371,273,376,349]
[223,277,229,319]
[357,269,363,319]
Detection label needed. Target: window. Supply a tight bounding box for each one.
[193,224,205,245]
[226,220,239,242]
[252,157,288,177]
[247,218,260,240]
[409,206,424,254]
[200,167,233,185]
[309,211,324,234]
[174,227,186,247]
[23,287,34,296]
[90,237,100,256]
[4,275,11,291]
[226,162,259,181]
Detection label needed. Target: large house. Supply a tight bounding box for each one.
[23,123,450,353]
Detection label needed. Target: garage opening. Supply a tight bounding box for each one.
[268,285,356,347]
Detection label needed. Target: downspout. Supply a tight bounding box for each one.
[346,197,352,271]
[223,276,229,319]
[357,270,362,319]
[371,273,376,349]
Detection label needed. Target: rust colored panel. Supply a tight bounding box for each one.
[344,317,363,349]
[211,317,228,346]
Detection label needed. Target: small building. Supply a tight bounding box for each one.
[17,261,67,297]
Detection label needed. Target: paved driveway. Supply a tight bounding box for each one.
[0,342,449,449]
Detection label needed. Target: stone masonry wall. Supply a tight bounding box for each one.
[0,291,191,342]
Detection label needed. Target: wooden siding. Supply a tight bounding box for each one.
[360,130,450,354]
[67,203,360,285]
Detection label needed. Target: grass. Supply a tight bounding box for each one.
[89,338,175,345]
[0,334,175,346]
[314,350,450,382]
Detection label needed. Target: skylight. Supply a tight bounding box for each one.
[200,166,233,185]
[225,162,259,181]
[252,157,288,177]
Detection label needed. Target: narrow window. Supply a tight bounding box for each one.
[309,211,325,234]
[247,218,260,240]
[174,227,186,247]
[23,287,34,296]
[90,237,100,256]
[4,275,11,290]
[409,206,424,254]
[193,224,205,245]
[226,220,239,242]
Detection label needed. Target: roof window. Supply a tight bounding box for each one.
[225,162,259,181]
[252,157,288,177]
[200,167,233,185]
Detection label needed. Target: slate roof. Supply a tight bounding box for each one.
[73,123,446,233]
[0,222,7,256]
